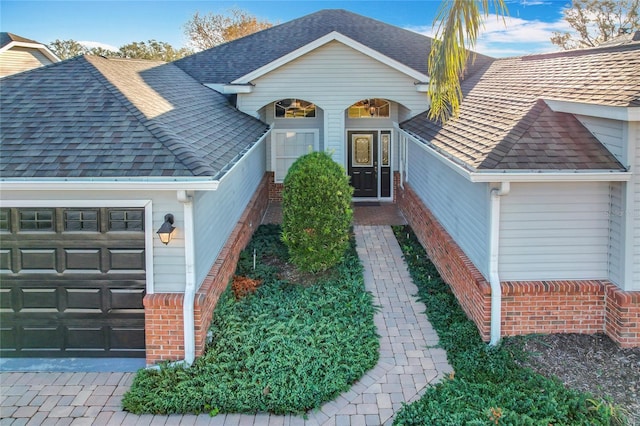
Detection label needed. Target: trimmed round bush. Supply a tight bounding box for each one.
[281,151,353,272]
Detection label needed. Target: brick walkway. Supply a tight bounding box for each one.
[0,222,451,426]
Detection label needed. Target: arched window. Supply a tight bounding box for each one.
[274,99,316,118]
[348,98,390,118]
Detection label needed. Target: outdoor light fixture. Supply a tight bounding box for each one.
[157,213,176,245]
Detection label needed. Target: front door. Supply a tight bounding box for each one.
[348,131,377,198]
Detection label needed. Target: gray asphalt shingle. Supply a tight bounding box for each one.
[0,55,269,178]
[401,42,639,171]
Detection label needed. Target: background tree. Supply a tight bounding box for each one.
[48,39,87,60]
[118,40,192,61]
[427,0,508,124]
[49,39,190,61]
[184,7,273,51]
[88,46,118,57]
[551,0,640,50]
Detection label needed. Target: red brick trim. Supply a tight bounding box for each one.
[605,283,640,348]
[397,183,640,348]
[501,280,605,336]
[268,172,283,202]
[397,183,492,340]
[143,174,270,364]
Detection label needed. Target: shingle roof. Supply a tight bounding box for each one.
[401,42,639,171]
[0,55,269,179]
[174,9,492,84]
[0,32,40,48]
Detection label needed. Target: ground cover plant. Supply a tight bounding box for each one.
[122,224,379,415]
[391,226,627,426]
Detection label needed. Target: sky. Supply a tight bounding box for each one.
[0,0,575,58]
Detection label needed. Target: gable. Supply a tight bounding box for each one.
[174,9,492,85]
[0,47,54,77]
[239,40,429,115]
[233,32,429,85]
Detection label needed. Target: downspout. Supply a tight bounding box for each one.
[489,182,510,346]
[178,189,196,365]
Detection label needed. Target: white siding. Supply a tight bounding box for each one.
[633,122,640,290]
[407,140,490,278]
[194,139,266,286]
[0,47,52,77]
[575,115,626,164]
[608,182,624,285]
[0,189,185,293]
[238,41,429,168]
[499,182,610,281]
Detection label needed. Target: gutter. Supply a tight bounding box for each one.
[489,181,510,346]
[178,189,196,365]
[0,179,221,191]
[398,128,631,183]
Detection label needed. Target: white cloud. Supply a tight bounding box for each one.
[78,40,118,52]
[406,13,573,58]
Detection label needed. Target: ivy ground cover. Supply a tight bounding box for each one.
[122,224,379,415]
[392,226,625,426]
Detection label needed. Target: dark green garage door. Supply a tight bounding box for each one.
[0,207,146,358]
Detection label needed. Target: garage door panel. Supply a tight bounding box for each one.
[65,288,102,311]
[19,249,57,271]
[66,326,106,351]
[20,288,58,311]
[110,288,145,310]
[0,249,11,272]
[110,326,145,351]
[0,288,12,311]
[21,326,62,350]
[108,249,145,271]
[64,249,101,271]
[0,326,16,351]
[0,207,146,358]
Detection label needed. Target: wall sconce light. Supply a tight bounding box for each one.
[157,213,176,245]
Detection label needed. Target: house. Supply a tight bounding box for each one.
[0,32,60,78]
[0,10,638,366]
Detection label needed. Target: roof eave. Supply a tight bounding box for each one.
[0,178,221,192]
[544,99,640,121]
[400,128,631,184]
[470,170,632,183]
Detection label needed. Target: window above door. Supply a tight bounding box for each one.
[348,98,390,118]
[274,99,316,118]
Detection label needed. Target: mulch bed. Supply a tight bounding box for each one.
[514,333,640,423]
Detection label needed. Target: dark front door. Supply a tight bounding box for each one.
[0,207,146,358]
[348,131,378,198]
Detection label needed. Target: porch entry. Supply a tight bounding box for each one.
[347,130,391,199]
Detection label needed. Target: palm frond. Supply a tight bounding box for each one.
[428,0,508,124]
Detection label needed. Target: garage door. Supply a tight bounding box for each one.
[0,207,146,358]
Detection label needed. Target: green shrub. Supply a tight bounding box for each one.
[121,225,378,415]
[281,151,353,272]
[391,226,624,426]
